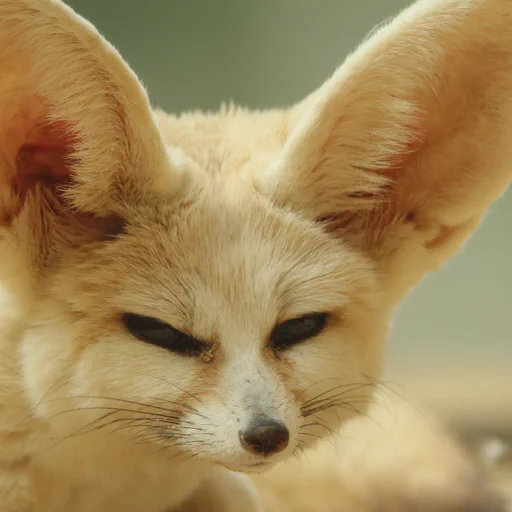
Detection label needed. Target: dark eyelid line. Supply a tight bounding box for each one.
[121,313,210,355]
[270,312,329,351]
[125,313,207,343]
[276,311,330,329]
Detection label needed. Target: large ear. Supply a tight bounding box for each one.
[261,0,512,305]
[0,0,179,228]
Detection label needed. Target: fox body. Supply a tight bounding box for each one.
[0,0,510,511]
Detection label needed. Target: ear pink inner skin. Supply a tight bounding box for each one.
[14,118,75,190]
[0,104,79,227]
[16,143,70,187]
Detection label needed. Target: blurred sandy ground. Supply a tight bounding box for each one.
[389,362,512,509]
[494,460,512,510]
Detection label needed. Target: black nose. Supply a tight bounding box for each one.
[239,419,289,456]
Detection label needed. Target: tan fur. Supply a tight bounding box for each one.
[254,389,507,512]
[0,0,510,511]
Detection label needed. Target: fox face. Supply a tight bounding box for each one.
[0,0,511,484]
[21,166,382,474]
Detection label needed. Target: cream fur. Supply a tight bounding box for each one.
[254,389,507,512]
[0,0,510,511]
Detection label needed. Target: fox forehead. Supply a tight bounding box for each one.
[55,183,376,340]
[155,107,292,179]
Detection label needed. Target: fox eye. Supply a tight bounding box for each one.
[122,313,206,357]
[270,313,329,350]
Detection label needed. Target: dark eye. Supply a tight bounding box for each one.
[270,312,329,350]
[122,313,206,357]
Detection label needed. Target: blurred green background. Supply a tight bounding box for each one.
[66,1,511,373]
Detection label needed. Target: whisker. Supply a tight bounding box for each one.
[302,393,372,414]
[39,395,198,424]
[143,374,204,405]
[302,398,371,418]
[148,396,206,418]
[48,406,184,422]
[298,425,338,451]
[302,382,376,408]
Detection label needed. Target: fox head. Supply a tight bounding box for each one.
[0,0,510,474]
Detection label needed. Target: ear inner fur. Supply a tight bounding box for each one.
[0,0,181,222]
[262,0,512,304]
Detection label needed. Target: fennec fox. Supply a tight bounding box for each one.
[0,0,510,510]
